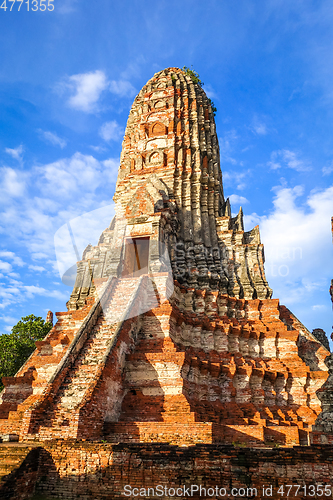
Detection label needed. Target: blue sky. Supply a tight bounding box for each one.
[0,0,332,345]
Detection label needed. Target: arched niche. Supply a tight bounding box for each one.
[149,122,168,137]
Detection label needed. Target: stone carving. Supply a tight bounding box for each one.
[312,329,330,352]
[67,67,271,311]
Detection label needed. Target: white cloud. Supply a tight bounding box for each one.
[223,169,251,191]
[0,167,26,199]
[251,115,267,135]
[39,152,104,197]
[253,124,267,135]
[120,57,146,80]
[0,281,68,309]
[229,194,249,205]
[32,197,59,213]
[244,184,333,306]
[0,151,120,291]
[288,86,303,101]
[0,285,21,309]
[0,258,72,310]
[31,252,49,260]
[267,149,311,172]
[23,285,68,300]
[28,265,46,272]
[109,80,136,97]
[219,130,239,165]
[5,145,24,163]
[204,84,218,99]
[312,304,327,311]
[322,163,333,176]
[57,0,78,14]
[0,315,18,324]
[67,70,108,112]
[0,251,24,267]
[54,203,115,281]
[38,130,67,148]
[59,70,135,113]
[8,279,23,286]
[0,153,122,294]
[0,261,12,273]
[102,158,119,180]
[99,121,124,142]
[8,272,20,279]
[90,145,107,153]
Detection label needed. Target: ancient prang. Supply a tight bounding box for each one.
[0,67,333,499]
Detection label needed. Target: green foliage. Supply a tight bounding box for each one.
[208,97,217,116]
[181,67,217,115]
[0,315,52,391]
[232,441,247,447]
[182,66,204,86]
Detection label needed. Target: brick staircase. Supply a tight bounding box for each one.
[36,277,142,440]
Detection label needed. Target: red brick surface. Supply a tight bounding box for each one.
[0,277,329,446]
[2,442,333,500]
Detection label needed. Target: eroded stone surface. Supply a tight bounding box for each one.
[67,68,271,310]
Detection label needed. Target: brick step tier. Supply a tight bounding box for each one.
[0,297,97,438]
[118,338,321,431]
[36,277,141,440]
[110,291,325,445]
[103,421,309,447]
[120,393,197,422]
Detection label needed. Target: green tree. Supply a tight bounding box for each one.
[0,315,52,391]
[182,65,204,86]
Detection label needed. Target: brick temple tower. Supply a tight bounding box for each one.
[0,67,330,447]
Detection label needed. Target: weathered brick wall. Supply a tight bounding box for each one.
[32,442,333,500]
[0,445,41,500]
[105,282,329,447]
[2,441,333,500]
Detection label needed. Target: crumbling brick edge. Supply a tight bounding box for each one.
[1,441,333,500]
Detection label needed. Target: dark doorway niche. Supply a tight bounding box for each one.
[122,237,150,277]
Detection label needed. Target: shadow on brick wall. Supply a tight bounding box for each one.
[0,446,55,500]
